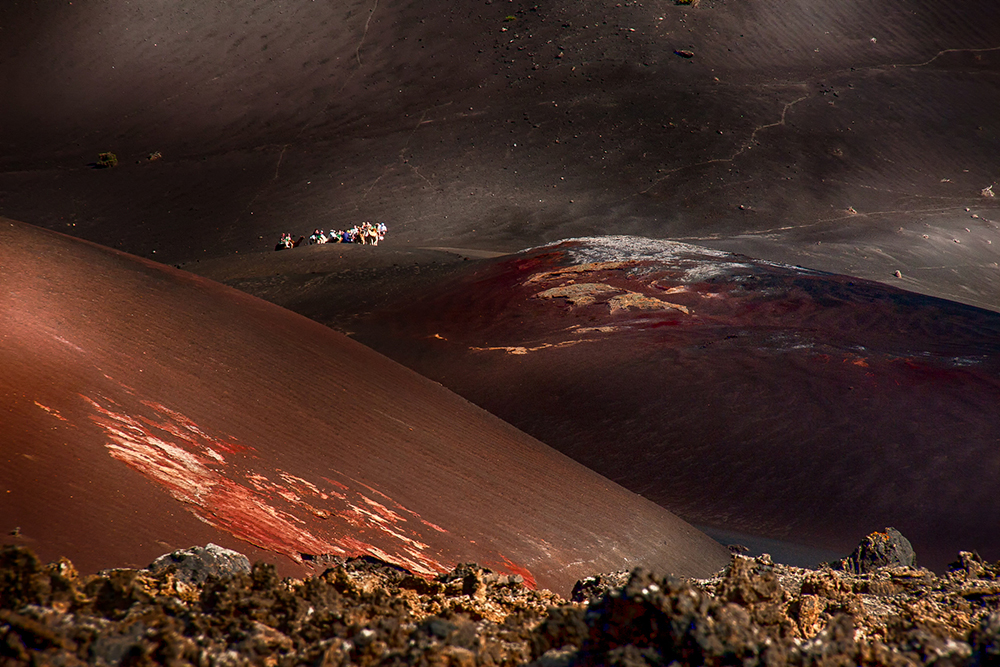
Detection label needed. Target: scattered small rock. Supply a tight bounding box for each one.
[94,152,118,168]
[4,538,1000,666]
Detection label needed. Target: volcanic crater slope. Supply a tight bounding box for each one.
[0,219,729,597]
[327,236,1000,570]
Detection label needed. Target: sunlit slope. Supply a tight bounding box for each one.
[0,220,729,595]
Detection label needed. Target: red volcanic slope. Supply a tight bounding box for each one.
[0,220,728,595]
[346,237,1000,570]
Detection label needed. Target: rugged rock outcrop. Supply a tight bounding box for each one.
[4,543,1000,666]
[537,552,1000,666]
[833,527,917,575]
[147,544,252,585]
[0,545,560,665]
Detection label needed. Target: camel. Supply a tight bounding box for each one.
[354,222,379,245]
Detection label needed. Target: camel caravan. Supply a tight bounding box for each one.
[275,222,386,250]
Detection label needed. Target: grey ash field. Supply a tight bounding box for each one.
[3,0,1000,663]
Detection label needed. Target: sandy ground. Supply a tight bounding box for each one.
[1,0,999,307]
[3,0,1000,574]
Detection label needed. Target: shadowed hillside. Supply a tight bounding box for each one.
[1,0,998,308]
[4,0,1000,590]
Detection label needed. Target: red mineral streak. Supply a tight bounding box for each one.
[200,477,337,559]
[498,555,538,590]
[322,477,350,492]
[348,479,449,533]
[360,496,407,524]
[83,393,462,576]
[33,402,70,423]
[86,395,337,560]
[420,519,449,533]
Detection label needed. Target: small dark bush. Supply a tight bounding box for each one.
[96,152,118,168]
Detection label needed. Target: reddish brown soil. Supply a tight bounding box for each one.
[0,220,729,596]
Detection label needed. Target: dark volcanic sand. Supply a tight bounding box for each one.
[0,220,730,596]
[1,0,999,308]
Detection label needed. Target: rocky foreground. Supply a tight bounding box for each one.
[3,535,1000,666]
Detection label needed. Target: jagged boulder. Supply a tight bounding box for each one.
[146,543,251,584]
[570,570,631,604]
[566,568,777,666]
[835,527,916,574]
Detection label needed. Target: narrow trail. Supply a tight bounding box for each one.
[356,0,381,66]
[359,102,454,206]
[635,90,811,197]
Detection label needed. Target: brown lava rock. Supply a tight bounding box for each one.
[4,545,1000,666]
[0,546,559,666]
[833,528,917,575]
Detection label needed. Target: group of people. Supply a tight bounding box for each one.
[275,222,387,250]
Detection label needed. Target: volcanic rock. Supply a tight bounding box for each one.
[969,612,1000,666]
[0,545,560,666]
[146,544,252,584]
[570,571,633,604]
[5,546,1000,665]
[834,527,917,574]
